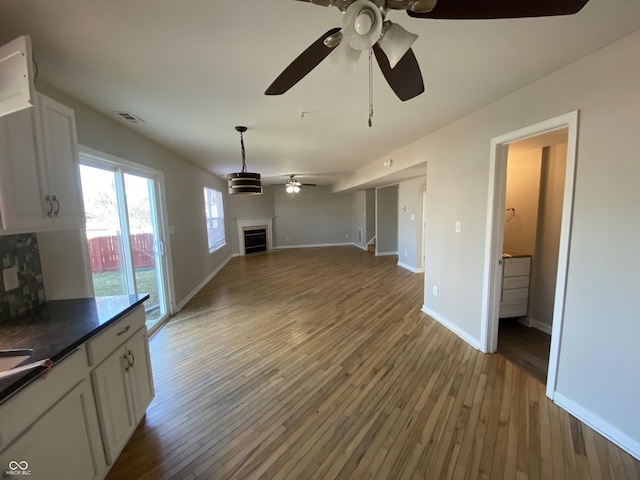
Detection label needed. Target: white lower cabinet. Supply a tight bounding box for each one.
[0,305,154,480]
[0,352,106,480]
[91,327,154,465]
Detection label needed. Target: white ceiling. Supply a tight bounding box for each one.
[1,0,639,188]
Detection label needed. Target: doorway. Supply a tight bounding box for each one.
[78,150,172,334]
[481,111,579,399]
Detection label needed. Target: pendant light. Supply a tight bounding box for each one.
[227,126,262,195]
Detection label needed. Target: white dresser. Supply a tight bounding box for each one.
[499,254,532,318]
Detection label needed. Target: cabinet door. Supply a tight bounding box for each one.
[0,380,106,480]
[0,107,49,230]
[0,35,36,118]
[38,94,84,228]
[127,327,155,422]
[91,345,136,465]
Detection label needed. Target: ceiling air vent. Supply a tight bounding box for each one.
[114,111,145,124]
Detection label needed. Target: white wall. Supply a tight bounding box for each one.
[336,31,640,457]
[273,186,353,247]
[376,186,398,254]
[35,82,232,309]
[397,177,426,271]
[529,144,567,330]
[504,148,542,255]
[352,190,366,247]
[365,189,375,244]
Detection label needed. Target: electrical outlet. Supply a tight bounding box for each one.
[455,221,462,233]
[3,267,19,291]
[433,285,438,296]
[286,236,290,241]
[404,250,408,256]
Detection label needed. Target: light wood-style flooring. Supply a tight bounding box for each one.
[106,247,640,480]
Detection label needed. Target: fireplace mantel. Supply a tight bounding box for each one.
[235,217,274,255]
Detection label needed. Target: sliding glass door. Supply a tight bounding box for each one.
[79,158,170,333]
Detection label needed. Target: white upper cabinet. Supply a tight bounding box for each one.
[0,36,84,232]
[0,105,50,230]
[0,35,36,118]
[37,94,84,228]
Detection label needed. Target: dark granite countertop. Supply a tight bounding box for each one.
[0,294,148,404]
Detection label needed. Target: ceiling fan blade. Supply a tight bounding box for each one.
[373,43,424,101]
[265,27,342,95]
[300,183,317,186]
[406,0,590,19]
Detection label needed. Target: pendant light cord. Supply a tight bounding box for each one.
[239,131,247,173]
[368,48,374,128]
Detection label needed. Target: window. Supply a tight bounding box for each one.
[204,187,225,252]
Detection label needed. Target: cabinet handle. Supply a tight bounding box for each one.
[123,354,131,372]
[128,350,135,367]
[45,194,53,217]
[52,195,60,216]
[117,325,131,336]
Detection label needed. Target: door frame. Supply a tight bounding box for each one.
[480,110,579,399]
[78,145,176,329]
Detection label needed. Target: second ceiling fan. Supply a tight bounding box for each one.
[265,0,590,101]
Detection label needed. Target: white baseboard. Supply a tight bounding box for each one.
[277,242,353,249]
[554,392,640,461]
[397,261,424,273]
[353,243,368,252]
[518,316,553,335]
[376,251,398,257]
[175,255,232,312]
[421,306,482,351]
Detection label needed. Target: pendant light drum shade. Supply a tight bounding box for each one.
[227,172,262,194]
[227,126,262,195]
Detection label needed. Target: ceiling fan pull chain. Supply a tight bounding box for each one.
[368,47,374,128]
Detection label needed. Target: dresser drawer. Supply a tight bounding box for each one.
[86,306,145,367]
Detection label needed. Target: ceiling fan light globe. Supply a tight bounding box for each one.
[286,185,294,193]
[343,0,383,51]
[294,186,301,193]
[331,40,362,73]
[379,22,419,69]
[355,11,373,35]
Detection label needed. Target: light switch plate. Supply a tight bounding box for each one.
[3,267,19,291]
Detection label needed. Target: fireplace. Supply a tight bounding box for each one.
[235,217,274,256]
[244,228,267,254]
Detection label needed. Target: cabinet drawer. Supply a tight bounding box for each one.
[86,306,145,367]
[0,346,87,450]
[502,287,529,302]
[499,299,528,318]
[503,275,529,290]
[503,257,531,277]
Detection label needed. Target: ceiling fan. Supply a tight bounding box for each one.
[265,0,590,101]
[274,174,318,193]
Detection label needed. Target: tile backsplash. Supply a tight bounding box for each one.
[0,233,45,322]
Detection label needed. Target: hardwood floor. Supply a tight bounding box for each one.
[497,320,551,384]
[106,247,640,480]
